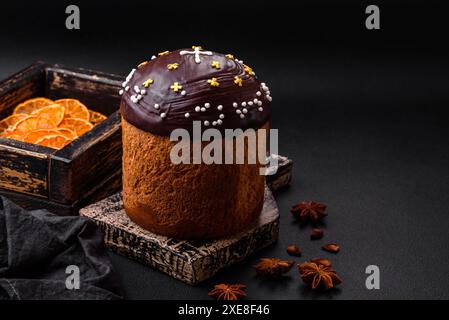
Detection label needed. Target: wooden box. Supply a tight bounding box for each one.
[0,62,123,214]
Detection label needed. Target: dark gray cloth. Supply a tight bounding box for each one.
[0,196,122,300]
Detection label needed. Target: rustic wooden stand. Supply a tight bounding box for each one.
[80,156,292,285]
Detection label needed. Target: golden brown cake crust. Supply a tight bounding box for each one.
[121,117,266,239]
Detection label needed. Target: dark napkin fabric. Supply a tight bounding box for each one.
[0,196,122,300]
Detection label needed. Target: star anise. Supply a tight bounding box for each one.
[298,261,342,290]
[208,284,247,300]
[254,258,294,277]
[291,201,327,224]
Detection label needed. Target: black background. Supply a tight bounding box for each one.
[1,0,449,299]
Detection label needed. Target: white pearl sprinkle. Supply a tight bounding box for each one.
[240,114,245,119]
[219,114,224,119]
[242,108,248,114]
[261,82,266,86]
[122,81,127,88]
[125,86,129,91]
[258,107,264,112]
[126,69,136,80]
[217,105,223,111]
[253,98,258,103]
[134,85,140,93]
[238,60,243,64]
[154,104,160,109]
[181,90,186,96]
[160,113,166,118]
[195,106,201,112]
[236,109,242,114]
[256,91,262,96]
[119,89,124,95]
[204,120,210,126]
[233,102,238,108]
[217,119,223,125]
[266,90,271,95]
[266,96,272,102]
[248,101,254,106]
[212,121,217,126]
[204,103,211,108]
[185,113,190,118]
[241,102,247,107]
[257,100,263,106]
[137,94,142,100]
[201,107,206,112]
[151,55,157,60]
[140,89,146,95]
[262,86,268,92]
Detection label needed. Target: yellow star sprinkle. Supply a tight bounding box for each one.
[143,79,154,88]
[225,54,234,59]
[211,61,221,69]
[207,78,220,87]
[170,82,183,93]
[243,64,255,75]
[138,61,148,68]
[167,63,179,70]
[192,46,203,50]
[158,51,170,56]
[234,76,243,87]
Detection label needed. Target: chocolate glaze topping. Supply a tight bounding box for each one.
[120,48,271,136]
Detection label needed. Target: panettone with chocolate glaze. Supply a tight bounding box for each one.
[120,46,273,239]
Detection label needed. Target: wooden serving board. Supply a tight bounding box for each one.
[79,155,292,285]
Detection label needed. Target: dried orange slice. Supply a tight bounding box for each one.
[13,97,54,115]
[0,130,25,141]
[32,104,65,126]
[35,134,70,149]
[23,128,76,144]
[13,115,57,132]
[0,114,28,133]
[55,99,90,121]
[59,118,93,136]
[54,128,77,139]
[89,110,107,125]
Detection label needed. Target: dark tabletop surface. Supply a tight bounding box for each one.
[1,0,448,300]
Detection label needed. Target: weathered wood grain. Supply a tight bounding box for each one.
[0,62,46,119]
[44,66,123,204]
[266,154,293,191]
[0,62,52,197]
[80,186,279,285]
[0,62,123,208]
[0,168,122,215]
[49,111,122,204]
[46,66,122,116]
[0,139,52,197]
